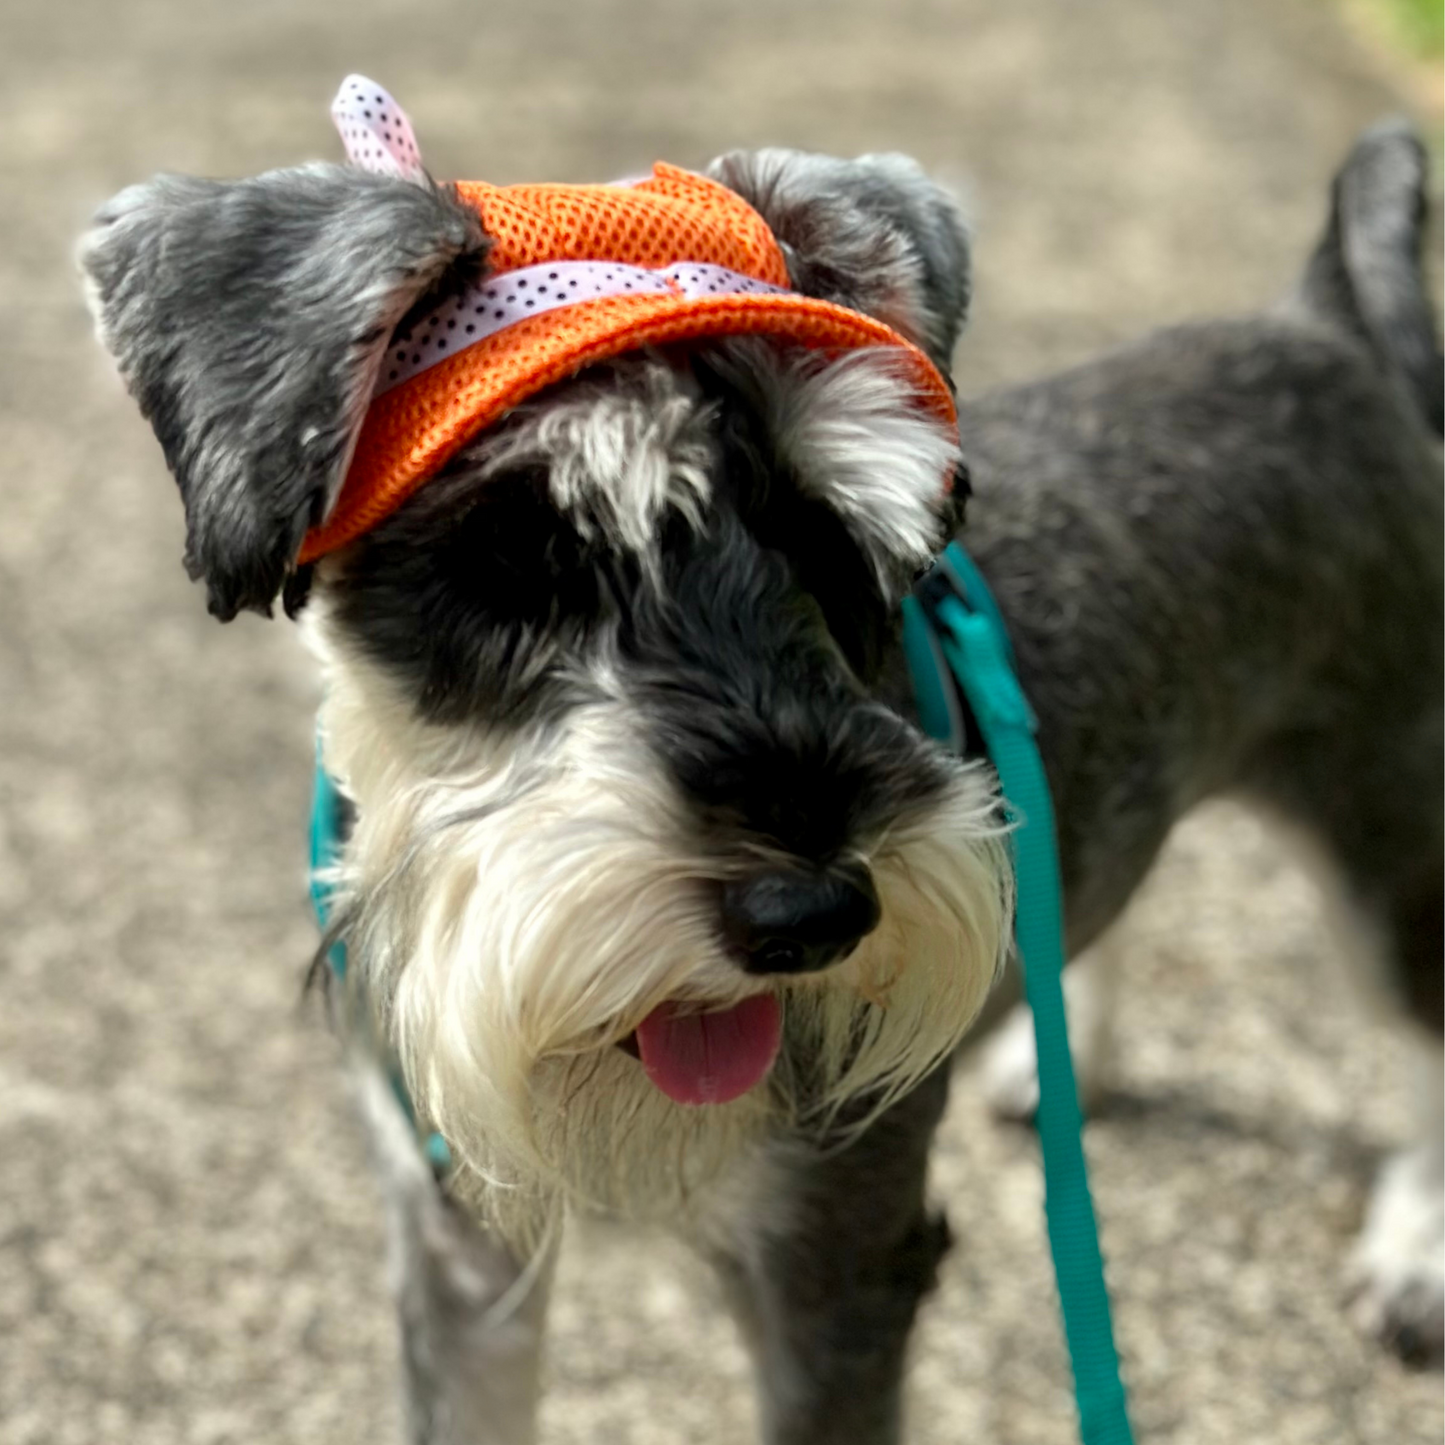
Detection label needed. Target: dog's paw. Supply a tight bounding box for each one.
[979,947,1117,1123]
[979,1003,1044,1121]
[1345,1145,1444,1365]
[979,998,1111,1123]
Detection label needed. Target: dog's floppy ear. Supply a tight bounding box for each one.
[708,149,970,374]
[81,164,489,619]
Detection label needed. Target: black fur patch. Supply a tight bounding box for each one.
[329,464,622,726]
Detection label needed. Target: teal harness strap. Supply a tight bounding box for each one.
[905,543,1135,1445]
[309,742,349,980]
[309,749,453,1174]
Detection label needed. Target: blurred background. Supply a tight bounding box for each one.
[0,1,1440,1441]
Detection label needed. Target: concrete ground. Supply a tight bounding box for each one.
[0,1,1439,1441]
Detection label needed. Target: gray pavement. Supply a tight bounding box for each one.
[0,1,1440,1441]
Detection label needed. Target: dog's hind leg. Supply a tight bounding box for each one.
[355,1066,553,1445]
[1334,812,1443,1364]
[1346,1036,1444,1364]
[1244,707,1444,1362]
[701,1065,952,1445]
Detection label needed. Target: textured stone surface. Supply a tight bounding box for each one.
[0,2,1438,1441]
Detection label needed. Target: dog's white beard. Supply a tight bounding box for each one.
[319,656,1009,1254]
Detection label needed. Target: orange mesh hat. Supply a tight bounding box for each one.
[301,78,958,563]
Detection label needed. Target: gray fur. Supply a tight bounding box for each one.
[710,148,970,372]
[708,1069,953,1445]
[355,1066,550,1445]
[460,355,717,557]
[80,164,488,618]
[1296,119,1443,433]
[964,314,1441,973]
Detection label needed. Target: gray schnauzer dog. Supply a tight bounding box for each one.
[81,95,1440,1445]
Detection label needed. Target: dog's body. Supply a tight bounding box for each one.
[82,99,1440,1443]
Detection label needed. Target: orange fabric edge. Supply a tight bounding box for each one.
[300,295,957,565]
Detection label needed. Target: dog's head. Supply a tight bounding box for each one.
[83,138,1008,1245]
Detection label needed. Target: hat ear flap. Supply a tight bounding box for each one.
[81,164,489,619]
[708,149,970,374]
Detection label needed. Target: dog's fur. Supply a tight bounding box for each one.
[82,118,1441,1442]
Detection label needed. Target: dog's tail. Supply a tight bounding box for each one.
[1297,119,1442,436]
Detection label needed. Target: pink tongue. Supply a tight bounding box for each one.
[635,995,782,1105]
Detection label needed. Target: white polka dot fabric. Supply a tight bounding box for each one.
[666,263,788,302]
[377,261,789,394]
[331,74,423,180]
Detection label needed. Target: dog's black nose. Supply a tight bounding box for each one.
[721,865,881,975]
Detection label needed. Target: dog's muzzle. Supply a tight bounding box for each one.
[721,864,881,976]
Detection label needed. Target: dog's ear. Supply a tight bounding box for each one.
[80,164,489,619]
[708,149,970,374]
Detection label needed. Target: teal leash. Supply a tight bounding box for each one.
[903,542,1135,1445]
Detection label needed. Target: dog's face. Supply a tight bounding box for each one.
[83,147,1008,1246]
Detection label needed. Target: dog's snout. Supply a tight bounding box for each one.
[721,865,881,975]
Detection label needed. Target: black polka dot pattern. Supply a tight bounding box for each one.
[373,260,791,396]
[331,74,424,178]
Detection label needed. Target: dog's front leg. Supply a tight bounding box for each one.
[356,1067,554,1445]
[705,1066,952,1445]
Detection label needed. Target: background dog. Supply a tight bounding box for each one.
[79,88,1440,1445]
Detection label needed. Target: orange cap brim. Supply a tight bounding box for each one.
[300,291,957,564]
